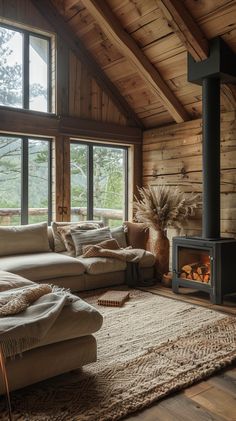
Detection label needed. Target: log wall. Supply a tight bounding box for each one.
[143,111,236,247]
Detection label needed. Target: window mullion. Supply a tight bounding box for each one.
[87,145,93,220]
[48,141,52,224]
[23,32,29,109]
[21,137,28,225]
[124,149,129,220]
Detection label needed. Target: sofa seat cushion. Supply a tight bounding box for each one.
[0,252,85,281]
[39,295,103,347]
[0,270,34,292]
[77,256,126,275]
[137,250,156,268]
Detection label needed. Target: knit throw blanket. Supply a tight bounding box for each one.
[0,283,73,358]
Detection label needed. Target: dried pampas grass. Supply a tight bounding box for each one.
[134,185,199,231]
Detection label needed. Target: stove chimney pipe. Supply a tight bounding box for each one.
[202,77,220,239]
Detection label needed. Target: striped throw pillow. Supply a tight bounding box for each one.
[71,227,112,256]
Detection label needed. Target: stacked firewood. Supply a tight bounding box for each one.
[180,263,210,283]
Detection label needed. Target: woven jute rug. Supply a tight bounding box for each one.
[1,289,236,421]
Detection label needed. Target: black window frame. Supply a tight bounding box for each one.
[0,134,52,225]
[0,22,52,113]
[70,140,129,221]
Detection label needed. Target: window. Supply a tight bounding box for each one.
[70,142,128,227]
[0,135,52,225]
[0,24,51,112]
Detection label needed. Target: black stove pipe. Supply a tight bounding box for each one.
[202,77,221,239]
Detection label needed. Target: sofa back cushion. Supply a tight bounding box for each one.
[123,221,149,249]
[71,226,112,256]
[111,226,127,248]
[0,222,50,256]
[51,221,104,253]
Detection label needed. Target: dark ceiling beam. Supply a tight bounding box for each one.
[31,0,143,128]
[82,0,189,124]
[157,0,236,111]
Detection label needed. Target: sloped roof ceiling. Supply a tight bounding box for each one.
[51,0,236,128]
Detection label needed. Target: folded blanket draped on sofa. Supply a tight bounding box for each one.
[82,240,147,286]
[0,284,73,358]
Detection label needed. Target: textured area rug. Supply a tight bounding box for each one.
[1,290,236,421]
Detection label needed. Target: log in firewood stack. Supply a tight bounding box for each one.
[180,263,210,283]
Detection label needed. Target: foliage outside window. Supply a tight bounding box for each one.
[0,135,52,225]
[70,142,128,227]
[0,24,51,112]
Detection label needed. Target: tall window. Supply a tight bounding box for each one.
[70,142,128,227]
[0,135,52,225]
[0,24,51,112]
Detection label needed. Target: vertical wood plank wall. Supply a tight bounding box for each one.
[143,111,236,243]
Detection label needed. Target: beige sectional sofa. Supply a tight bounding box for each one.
[0,222,155,393]
[0,222,155,291]
[0,271,103,394]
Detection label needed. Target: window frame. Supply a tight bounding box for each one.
[0,22,52,113]
[0,134,53,225]
[70,140,129,221]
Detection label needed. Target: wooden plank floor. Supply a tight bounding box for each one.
[124,364,236,420]
[123,285,236,420]
[141,284,236,315]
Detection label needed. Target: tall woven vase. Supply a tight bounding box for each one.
[153,229,170,278]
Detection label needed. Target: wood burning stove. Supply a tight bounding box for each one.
[172,38,236,304]
[172,237,236,304]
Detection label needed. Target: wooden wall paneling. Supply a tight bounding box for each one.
[91,79,102,121]
[0,0,52,32]
[80,65,91,119]
[143,111,236,238]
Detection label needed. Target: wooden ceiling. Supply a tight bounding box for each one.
[49,0,236,128]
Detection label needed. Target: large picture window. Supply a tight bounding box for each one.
[0,23,51,112]
[0,135,52,225]
[70,142,128,226]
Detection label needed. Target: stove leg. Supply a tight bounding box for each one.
[210,291,223,305]
[172,281,179,294]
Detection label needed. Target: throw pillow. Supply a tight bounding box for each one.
[82,238,120,255]
[111,226,127,248]
[57,223,100,255]
[71,226,112,256]
[51,220,104,252]
[0,222,50,257]
[123,221,149,249]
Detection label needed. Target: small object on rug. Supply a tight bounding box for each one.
[98,290,130,307]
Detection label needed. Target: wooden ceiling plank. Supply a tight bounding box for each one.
[157,0,209,61]
[32,0,143,128]
[83,0,189,123]
[158,0,236,111]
